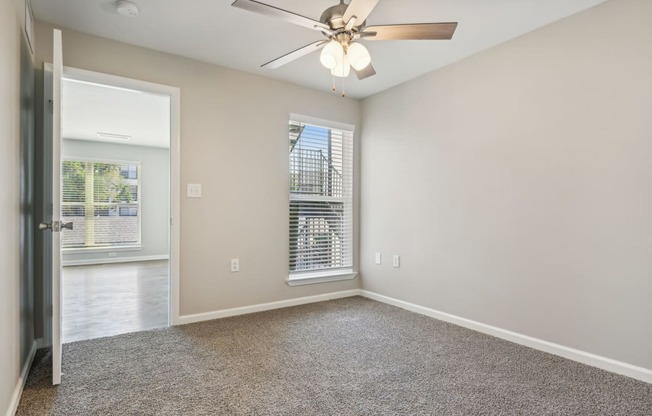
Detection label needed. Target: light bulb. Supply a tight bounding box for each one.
[320,41,343,70]
[347,42,371,71]
[331,55,351,78]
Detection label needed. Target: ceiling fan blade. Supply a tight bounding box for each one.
[363,23,458,40]
[232,0,330,32]
[262,41,327,69]
[353,63,376,80]
[343,0,380,26]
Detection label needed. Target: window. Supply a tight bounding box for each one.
[289,116,354,279]
[62,160,141,249]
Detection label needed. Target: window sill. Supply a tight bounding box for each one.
[63,245,143,254]
[286,269,358,286]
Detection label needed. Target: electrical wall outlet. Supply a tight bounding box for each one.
[230,258,240,272]
[375,252,382,265]
[392,255,400,268]
[187,183,202,198]
[108,252,117,258]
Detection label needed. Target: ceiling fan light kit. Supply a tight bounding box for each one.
[320,40,343,70]
[232,0,458,85]
[347,42,371,71]
[331,56,351,78]
[320,39,369,77]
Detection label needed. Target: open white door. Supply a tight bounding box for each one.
[51,28,64,386]
[38,28,65,385]
[38,28,66,386]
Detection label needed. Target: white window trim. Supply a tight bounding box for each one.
[286,269,358,286]
[289,113,355,133]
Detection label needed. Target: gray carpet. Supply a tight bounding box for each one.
[16,297,652,415]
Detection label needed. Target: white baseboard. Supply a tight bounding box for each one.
[176,287,652,384]
[62,254,169,267]
[5,340,37,416]
[35,338,47,350]
[360,290,652,384]
[177,289,362,325]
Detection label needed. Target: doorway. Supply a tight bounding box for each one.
[59,68,180,342]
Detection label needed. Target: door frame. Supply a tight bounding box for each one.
[62,66,182,325]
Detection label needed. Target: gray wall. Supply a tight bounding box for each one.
[61,139,170,264]
[0,0,35,414]
[360,0,652,370]
[35,21,362,317]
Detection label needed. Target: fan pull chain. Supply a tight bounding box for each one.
[341,43,347,97]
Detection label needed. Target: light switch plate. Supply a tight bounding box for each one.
[392,255,400,268]
[187,183,202,198]
[231,258,240,272]
[375,252,382,265]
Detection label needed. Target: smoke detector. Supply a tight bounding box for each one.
[115,1,139,17]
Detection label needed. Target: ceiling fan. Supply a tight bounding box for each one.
[231,0,458,80]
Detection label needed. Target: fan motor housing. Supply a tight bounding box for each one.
[320,3,365,31]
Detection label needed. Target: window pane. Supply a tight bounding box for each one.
[62,161,86,203]
[290,201,345,271]
[62,204,85,248]
[94,215,139,246]
[289,119,353,273]
[62,159,141,248]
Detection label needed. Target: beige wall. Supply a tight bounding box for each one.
[361,0,652,369]
[0,0,21,411]
[35,22,361,317]
[1,0,34,414]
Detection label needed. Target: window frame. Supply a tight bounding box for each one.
[287,114,358,286]
[61,156,143,252]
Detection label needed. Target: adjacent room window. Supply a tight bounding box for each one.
[289,117,354,276]
[62,160,141,249]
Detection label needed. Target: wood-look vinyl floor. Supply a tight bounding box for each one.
[62,260,169,343]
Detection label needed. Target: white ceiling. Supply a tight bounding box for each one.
[62,78,170,148]
[33,0,607,99]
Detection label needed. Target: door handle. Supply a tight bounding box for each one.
[38,221,73,232]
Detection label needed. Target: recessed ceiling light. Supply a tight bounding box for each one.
[115,1,139,17]
[97,132,132,140]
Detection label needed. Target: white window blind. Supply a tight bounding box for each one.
[62,160,141,249]
[289,118,354,274]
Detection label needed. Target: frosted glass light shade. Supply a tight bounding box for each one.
[331,55,351,78]
[320,41,344,69]
[347,42,371,70]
